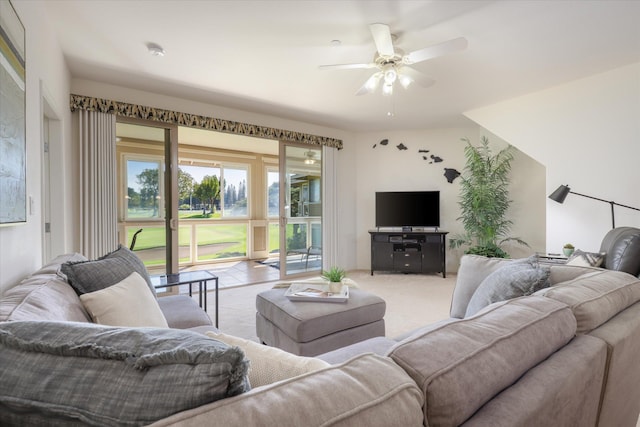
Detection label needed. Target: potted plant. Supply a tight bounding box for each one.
[563,243,575,257]
[449,136,528,258]
[322,267,346,293]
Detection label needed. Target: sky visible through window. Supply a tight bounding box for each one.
[127,160,159,191]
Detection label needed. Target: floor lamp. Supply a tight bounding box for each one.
[548,184,640,229]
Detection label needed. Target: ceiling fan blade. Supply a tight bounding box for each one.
[370,23,395,57]
[356,72,382,96]
[403,37,468,64]
[319,63,376,71]
[399,67,436,88]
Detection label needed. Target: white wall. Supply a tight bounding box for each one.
[0,3,71,293]
[465,62,640,254]
[353,127,545,273]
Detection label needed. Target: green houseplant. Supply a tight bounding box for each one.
[322,267,346,292]
[449,136,528,258]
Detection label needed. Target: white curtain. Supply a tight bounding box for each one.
[322,145,338,269]
[78,110,117,258]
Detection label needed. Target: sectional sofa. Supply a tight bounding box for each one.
[0,253,639,426]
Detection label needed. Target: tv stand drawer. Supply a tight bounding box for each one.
[393,252,422,272]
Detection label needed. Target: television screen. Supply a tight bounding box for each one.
[375,191,440,228]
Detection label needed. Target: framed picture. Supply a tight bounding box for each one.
[0,0,26,225]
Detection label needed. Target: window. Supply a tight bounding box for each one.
[178,164,221,218]
[178,164,248,218]
[267,169,279,218]
[124,157,164,220]
[222,166,248,218]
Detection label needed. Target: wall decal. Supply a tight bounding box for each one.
[418,149,430,153]
[396,143,408,151]
[373,138,389,149]
[430,155,443,163]
[444,168,461,183]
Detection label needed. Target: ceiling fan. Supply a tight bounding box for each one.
[319,23,467,96]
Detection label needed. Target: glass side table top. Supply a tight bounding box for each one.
[151,270,216,287]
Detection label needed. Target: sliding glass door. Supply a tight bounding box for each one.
[116,119,178,274]
[279,143,322,278]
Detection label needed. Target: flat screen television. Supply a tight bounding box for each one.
[375,191,440,229]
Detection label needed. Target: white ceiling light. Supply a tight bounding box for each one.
[304,151,316,164]
[382,82,393,96]
[147,42,165,56]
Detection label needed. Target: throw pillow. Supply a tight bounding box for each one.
[0,321,250,425]
[206,331,330,388]
[61,245,156,297]
[566,249,605,267]
[465,255,551,317]
[80,271,168,328]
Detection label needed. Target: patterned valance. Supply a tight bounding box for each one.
[70,94,343,149]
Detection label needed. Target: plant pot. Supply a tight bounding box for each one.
[328,281,342,293]
[563,248,575,257]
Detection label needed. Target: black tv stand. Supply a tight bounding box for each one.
[369,230,448,278]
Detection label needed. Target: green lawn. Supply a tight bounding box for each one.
[128,222,249,265]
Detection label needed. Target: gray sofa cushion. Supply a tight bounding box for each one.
[0,321,250,426]
[157,295,213,328]
[61,245,156,297]
[0,260,91,323]
[465,255,550,317]
[461,335,607,427]
[536,269,640,333]
[149,353,424,427]
[388,296,577,427]
[450,255,513,318]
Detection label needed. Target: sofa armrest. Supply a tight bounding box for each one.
[157,295,212,329]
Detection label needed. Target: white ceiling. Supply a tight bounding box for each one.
[40,0,640,132]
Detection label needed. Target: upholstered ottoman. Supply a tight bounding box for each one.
[256,288,386,356]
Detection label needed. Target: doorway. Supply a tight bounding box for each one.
[115,122,325,283]
[280,143,323,278]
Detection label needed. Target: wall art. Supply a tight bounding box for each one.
[0,0,26,225]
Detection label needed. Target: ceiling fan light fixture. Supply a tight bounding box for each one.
[304,151,316,164]
[365,73,381,91]
[382,82,393,96]
[398,73,413,89]
[383,65,397,85]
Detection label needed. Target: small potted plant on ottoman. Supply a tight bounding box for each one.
[322,267,346,293]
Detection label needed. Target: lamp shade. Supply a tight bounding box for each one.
[549,185,571,203]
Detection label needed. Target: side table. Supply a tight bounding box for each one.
[537,253,569,265]
[151,271,219,327]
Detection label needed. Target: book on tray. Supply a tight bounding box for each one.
[285,283,349,303]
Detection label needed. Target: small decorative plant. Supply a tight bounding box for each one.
[563,243,575,257]
[322,267,346,283]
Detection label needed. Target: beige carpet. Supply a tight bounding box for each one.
[207,270,456,342]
